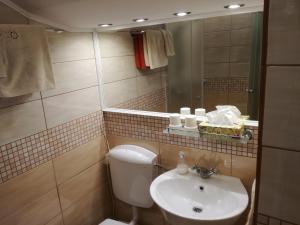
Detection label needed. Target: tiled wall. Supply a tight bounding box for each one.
[99,32,167,112]
[0,136,111,225]
[203,13,255,113]
[104,110,258,225]
[256,0,300,225]
[0,3,111,225]
[204,77,249,113]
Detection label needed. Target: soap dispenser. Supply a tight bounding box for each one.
[177,151,188,174]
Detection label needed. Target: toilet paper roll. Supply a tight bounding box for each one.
[180,107,191,115]
[195,108,206,116]
[169,113,182,127]
[184,115,197,129]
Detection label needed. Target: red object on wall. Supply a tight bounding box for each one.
[133,33,148,70]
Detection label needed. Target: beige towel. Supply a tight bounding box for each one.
[145,30,168,69]
[0,32,8,78]
[143,33,150,67]
[0,25,55,97]
[161,29,175,56]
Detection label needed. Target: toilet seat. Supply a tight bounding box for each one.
[99,219,127,225]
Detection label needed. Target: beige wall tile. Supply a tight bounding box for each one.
[0,100,46,145]
[0,3,28,24]
[103,78,137,107]
[263,67,300,151]
[0,189,61,225]
[48,32,95,63]
[137,204,165,225]
[102,56,138,84]
[43,86,100,128]
[258,147,300,224]
[204,93,228,112]
[114,198,132,222]
[203,63,229,78]
[45,214,64,225]
[58,161,107,210]
[161,69,168,88]
[159,143,231,176]
[62,184,112,225]
[203,31,230,47]
[98,32,134,58]
[228,92,248,115]
[0,162,56,219]
[0,92,41,109]
[42,59,98,97]
[267,0,300,64]
[232,155,256,192]
[231,13,253,29]
[53,135,107,185]
[137,72,162,96]
[230,46,251,62]
[203,16,231,32]
[204,47,230,63]
[107,135,160,155]
[230,63,250,77]
[231,28,252,45]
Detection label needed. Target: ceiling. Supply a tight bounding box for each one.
[2,0,264,32]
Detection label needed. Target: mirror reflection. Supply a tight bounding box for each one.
[100,11,263,120]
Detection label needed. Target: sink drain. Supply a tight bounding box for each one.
[192,207,203,213]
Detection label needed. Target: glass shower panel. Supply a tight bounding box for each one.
[247,12,263,120]
[167,21,192,113]
[191,20,204,111]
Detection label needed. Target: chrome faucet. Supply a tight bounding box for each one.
[191,165,217,179]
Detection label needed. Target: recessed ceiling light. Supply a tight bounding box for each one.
[224,4,245,9]
[98,24,112,27]
[133,18,148,23]
[173,12,191,17]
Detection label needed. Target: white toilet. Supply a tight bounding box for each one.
[100,145,158,225]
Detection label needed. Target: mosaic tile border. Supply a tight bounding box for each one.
[257,213,298,225]
[114,88,167,112]
[0,111,104,184]
[104,111,258,158]
[204,77,249,94]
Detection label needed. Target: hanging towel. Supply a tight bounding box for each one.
[161,29,175,56]
[0,32,8,78]
[143,33,150,67]
[144,30,168,69]
[0,25,55,97]
[133,33,148,70]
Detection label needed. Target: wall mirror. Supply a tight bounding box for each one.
[99,10,263,120]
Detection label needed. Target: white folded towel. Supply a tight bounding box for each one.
[0,25,55,97]
[161,29,175,56]
[145,30,168,69]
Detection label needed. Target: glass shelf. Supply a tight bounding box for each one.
[163,126,253,144]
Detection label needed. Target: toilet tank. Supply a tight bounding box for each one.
[108,145,157,208]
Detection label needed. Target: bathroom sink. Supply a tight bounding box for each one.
[150,169,248,225]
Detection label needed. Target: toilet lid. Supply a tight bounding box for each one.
[99,219,127,225]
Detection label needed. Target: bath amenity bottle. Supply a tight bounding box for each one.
[177,151,188,174]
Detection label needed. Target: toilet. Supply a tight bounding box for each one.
[100,145,158,225]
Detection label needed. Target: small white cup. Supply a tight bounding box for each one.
[180,107,191,115]
[195,108,206,116]
[169,113,182,127]
[184,115,197,129]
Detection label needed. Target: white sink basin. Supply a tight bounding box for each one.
[150,169,248,225]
